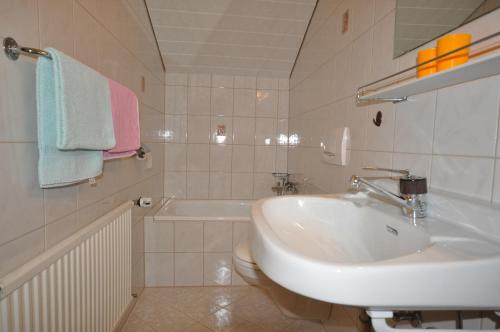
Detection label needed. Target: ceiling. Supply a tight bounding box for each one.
[145,0,317,77]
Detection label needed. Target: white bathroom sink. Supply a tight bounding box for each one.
[250,192,500,310]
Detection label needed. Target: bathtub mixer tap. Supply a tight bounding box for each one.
[272,173,298,196]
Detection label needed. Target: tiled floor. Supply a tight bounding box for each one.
[122,286,328,331]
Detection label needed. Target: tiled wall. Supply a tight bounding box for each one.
[289,0,500,205]
[164,73,289,200]
[144,218,250,287]
[0,0,165,296]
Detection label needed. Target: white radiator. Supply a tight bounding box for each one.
[0,201,134,332]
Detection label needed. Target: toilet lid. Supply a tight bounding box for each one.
[234,241,258,266]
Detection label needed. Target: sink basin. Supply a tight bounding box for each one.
[250,192,500,310]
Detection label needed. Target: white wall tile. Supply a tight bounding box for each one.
[210,145,232,172]
[493,161,500,205]
[278,78,290,91]
[187,171,209,199]
[256,90,278,118]
[211,88,234,116]
[276,146,288,173]
[209,172,232,199]
[166,73,288,206]
[46,213,78,249]
[234,89,256,117]
[231,173,254,199]
[166,73,188,86]
[235,76,256,89]
[165,143,187,171]
[175,253,204,286]
[0,144,44,246]
[204,253,232,286]
[39,0,75,55]
[145,221,174,253]
[255,118,277,146]
[145,253,174,287]
[394,91,436,154]
[253,173,275,199]
[352,0,375,39]
[188,87,211,115]
[233,117,256,145]
[278,90,290,119]
[164,171,186,199]
[165,85,187,114]
[254,146,276,173]
[232,146,255,173]
[257,77,279,90]
[189,73,211,87]
[0,57,38,142]
[44,186,78,224]
[371,13,398,80]
[347,102,367,150]
[433,76,500,157]
[174,221,204,252]
[0,229,44,277]
[204,221,233,252]
[350,30,373,90]
[187,115,211,143]
[431,156,495,201]
[212,75,234,88]
[165,115,187,143]
[187,144,209,171]
[374,0,396,22]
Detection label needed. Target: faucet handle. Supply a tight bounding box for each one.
[363,167,427,195]
[362,167,410,177]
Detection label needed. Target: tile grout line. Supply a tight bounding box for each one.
[489,101,500,202]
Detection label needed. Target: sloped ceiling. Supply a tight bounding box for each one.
[145,0,316,77]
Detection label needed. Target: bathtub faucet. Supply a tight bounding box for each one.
[272,173,298,196]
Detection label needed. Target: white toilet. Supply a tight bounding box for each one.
[234,241,331,321]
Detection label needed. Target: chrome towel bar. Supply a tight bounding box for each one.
[2,36,52,61]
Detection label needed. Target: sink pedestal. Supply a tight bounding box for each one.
[367,311,500,332]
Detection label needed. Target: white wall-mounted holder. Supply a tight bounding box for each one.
[356,31,500,104]
[320,127,350,166]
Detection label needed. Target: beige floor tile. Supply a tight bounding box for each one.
[198,308,248,332]
[225,289,294,331]
[124,285,330,332]
[227,320,264,332]
[122,313,156,332]
[284,319,326,332]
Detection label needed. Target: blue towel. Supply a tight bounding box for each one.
[37,49,114,188]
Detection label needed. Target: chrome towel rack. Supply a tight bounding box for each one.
[2,37,52,61]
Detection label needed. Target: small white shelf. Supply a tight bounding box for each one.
[358,51,500,102]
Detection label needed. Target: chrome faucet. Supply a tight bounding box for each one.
[272,173,298,196]
[350,167,428,220]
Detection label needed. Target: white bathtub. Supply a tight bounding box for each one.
[154,199,253,221]
[145,199,254,287]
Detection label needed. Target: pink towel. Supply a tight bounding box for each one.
[104,79,140,160]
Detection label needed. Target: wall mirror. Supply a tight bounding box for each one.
[394,0,500,57]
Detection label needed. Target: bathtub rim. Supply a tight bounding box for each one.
[152,198,254,222]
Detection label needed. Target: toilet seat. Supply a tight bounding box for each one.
[233,242,270,285]
[233,241,332,321]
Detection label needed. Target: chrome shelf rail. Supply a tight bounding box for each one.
[356,30,500,104]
